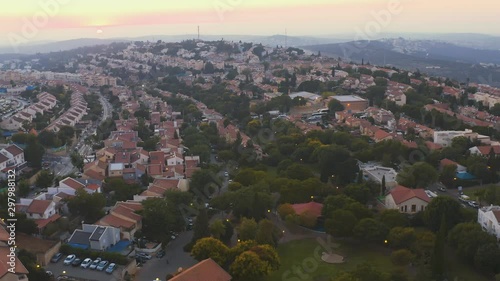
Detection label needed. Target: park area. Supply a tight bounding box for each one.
[265,238,489,281]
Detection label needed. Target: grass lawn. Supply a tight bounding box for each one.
[266,239,491,281]
[266,238,396,281]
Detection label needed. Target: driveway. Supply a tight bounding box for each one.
[134,230,197,281]
[45,259,122,281]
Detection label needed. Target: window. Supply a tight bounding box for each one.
[403,205,407,212]
[411,205,416,212]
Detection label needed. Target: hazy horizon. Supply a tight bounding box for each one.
[3,0,499,48]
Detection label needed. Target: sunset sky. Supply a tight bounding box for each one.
[2,0,499,46]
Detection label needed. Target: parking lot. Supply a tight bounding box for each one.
[45,257,122,281]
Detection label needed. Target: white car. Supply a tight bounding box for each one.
[80,258,93,269]
[89,258,101,269]
[63,255,76,265]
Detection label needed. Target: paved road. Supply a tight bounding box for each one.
[98,93,112,122]
[134,231,197,281]
[44,258,122,281]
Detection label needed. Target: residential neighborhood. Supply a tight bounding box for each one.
[1,38,500,281]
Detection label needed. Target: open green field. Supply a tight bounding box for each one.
[266,238,395,281]
[266,238,491,281]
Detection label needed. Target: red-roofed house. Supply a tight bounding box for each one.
[469,145,500,157]
[373,129,393,143]
[96,201,142,239]
[0,247,29,281]
[17,198,60,231]
[169,258,231,281]
[439,158,466,172]
[385,185,431,214]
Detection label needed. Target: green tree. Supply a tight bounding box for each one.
[325,210,358,237]
[391,249,414,267]
[192,208,210,241]
[328,99,345,112]
[440,164,457,188]
[238,217,258,241]
[255,219,280,247]
[18,179,30,197]
[353,218,389,243]
[230,251,269,281]
[191,237,229,266]
[209,219,226,240]
[277,203,295,219]
[448,222,497,261]
[423,196,463,232]
[35,170,54,188]
[430,216,446,279]
[67,189,106,222]
[387,227,417,249]
[474,243,500,275]
[396,162,438,188]
[378,210,409,229]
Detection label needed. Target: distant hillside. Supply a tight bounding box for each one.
[0,35,346,56]
[0,38,131,55]
[304,39,500,86]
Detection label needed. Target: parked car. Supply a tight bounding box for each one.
[437,186,447,192]
[46,271,53,277]
[135,253,151,260]
[89,258,101,269]
[96,260,109,271]
[105,263,116,274]
[80,258,92,269]
[71,258,82,266]
[63,255,76,265]
[50,253,63,263]
[156,250,165,258]
[468,201,479,208]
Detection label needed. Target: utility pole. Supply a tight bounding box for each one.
[285,28,287,48]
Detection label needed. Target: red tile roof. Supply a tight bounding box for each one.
[27,200,52,214]
[61,177,85,190]
[169,258,231,281]
[35,214,61,229]
[425,141,443,151]
[97,214,135,229]
[440,158,458,167]
[389,185,431,205]
[0,247,29,278]
[475,145,500,155]
[4,144,23,156]
[291,202,324,218]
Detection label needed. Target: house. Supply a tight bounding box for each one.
[385,185,431,214]
[96,201,143,240]
[439,158,467,172]
[59,177,102,193]
[469,145,500,157]
[68,224,121,251]
[0,144,26,174]
[109,163,125,177]
[169,258,231,281]
[433,129,478,147]
[477,205,500,241]
[360,165,398,188]
[0,247,29,281]
[17,199,61,230]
